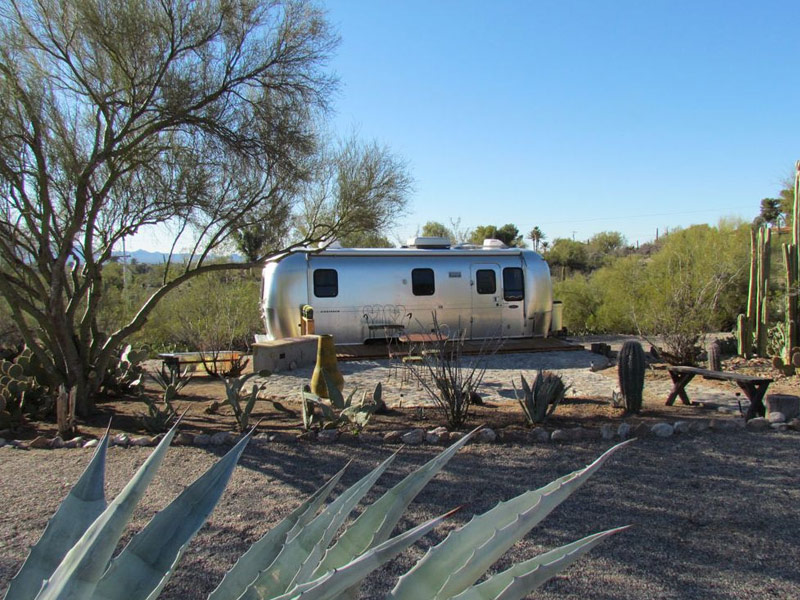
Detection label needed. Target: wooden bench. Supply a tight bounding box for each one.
[665,366,773,420]
[158,351,241,376]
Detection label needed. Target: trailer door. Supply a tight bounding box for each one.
[502,266,526,337]
[470,264,502,338]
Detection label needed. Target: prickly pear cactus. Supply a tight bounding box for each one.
[618,340,645,413]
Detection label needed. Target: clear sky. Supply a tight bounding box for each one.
[127,0,799,251]
[323,0,800,247]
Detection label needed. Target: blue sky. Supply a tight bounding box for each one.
[323,0,799,246]
[127,0,799,251]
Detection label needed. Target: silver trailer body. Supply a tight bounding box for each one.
[261,243,553,345]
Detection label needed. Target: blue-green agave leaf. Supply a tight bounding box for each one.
[206,463,350,600]
[4,432,109,600]
[242,452,397,600]
[269,509,459,600]
[92,431,253,600]
[389,440,633,600]
[33,424,180,600]
[321,371,345,410]
[315,427,480,579]
[450,527,628,600]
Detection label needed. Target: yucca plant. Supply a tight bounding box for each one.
[4,424,631,600]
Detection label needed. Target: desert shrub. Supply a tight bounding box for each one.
[405,317,500,429]
[139,271,262,353]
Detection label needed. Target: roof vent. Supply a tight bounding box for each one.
[482,238,507,249]
[406,236,451,249]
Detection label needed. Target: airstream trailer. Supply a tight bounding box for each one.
[260,238,554,345]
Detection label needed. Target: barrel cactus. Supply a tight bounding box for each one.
[618,340,646,413]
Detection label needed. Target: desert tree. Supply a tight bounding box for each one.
[528,226,545,251]
[0,0,410,414]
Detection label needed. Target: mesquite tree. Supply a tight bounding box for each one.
[0,0,410,415]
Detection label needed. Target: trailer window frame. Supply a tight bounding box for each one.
[475,269,497,294]
[313,268,339,298]
[502,267,524,301]
[411,268,435,296]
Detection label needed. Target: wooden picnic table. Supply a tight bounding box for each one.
[665,365,773,420]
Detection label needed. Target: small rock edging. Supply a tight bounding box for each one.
[2,414,799,451]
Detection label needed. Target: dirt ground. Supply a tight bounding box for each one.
[2,342,799,599]
[9,347,800,443]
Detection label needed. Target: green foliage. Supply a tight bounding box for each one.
[223,371,272,432]
[138,272,262,353]
[421,221,456,243]
[149,365,192,398]
[5,425,630,600]
[0,347,55,426]
[139,394,177,434]
[554,223,749,342]
[301,371,380,433]
[618,341,645,413]
[102,345,148,395]
[469,224,525,247]
[513,371,569,425]
[528,226,546,251]
[546,238,590,276]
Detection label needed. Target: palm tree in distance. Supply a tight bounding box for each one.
[528,226,546,252]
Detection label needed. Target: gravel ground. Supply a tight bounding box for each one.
[2,431,799,599]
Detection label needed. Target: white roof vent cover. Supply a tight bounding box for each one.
[406,236,451,249]
[482,238,507,249]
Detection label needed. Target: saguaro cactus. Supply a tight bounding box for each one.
[782,160,800,364]
[754,225,771,357]
[618,340,645,413]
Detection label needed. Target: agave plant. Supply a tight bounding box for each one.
[4,425,631,600]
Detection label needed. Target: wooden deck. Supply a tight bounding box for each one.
[335,336,584,360]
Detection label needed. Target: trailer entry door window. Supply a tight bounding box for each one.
[503,268,524,301]
[313,269,338,298]
[475,269,496,294]
[412,268,435,296]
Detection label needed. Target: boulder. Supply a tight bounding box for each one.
[767,411,786,424]
[788,418,800,431]
[651,423,674,438]
[770,422,789,432]
[383,431,403,443]
[476,428,497,443]
[765,394,800,420]
[617,422,631,440]
[49,436,65,449]
[401,428,425,445]
[83,439,99,448]
[193,433,211,446]
[745,417,770,431]
[600,423,615,440]
[673,421,690,434]
[527,428,551,443]
[210,431,235,446]
[172,432,195,446]
[633,422,651,439]
[317,429,339,444]
[29,436,51,449]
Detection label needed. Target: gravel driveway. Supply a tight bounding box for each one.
[1,430,798,599]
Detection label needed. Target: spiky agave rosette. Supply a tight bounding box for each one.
[4,425,632,600]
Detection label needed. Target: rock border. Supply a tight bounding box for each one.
[2,414,799,450]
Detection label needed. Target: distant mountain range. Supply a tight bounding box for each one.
[112,249,244,264]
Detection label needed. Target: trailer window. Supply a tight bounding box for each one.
[475,269,496,294]
[412,268,435,296]
[503,268,524,301]
[313,269,338,298]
